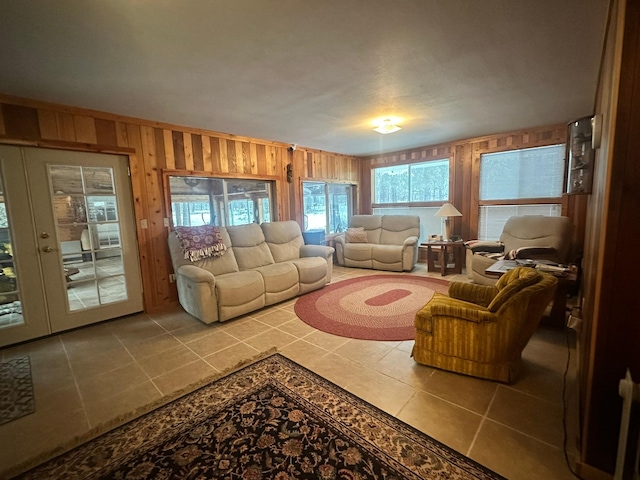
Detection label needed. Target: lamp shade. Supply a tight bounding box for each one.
[434,203,462,217]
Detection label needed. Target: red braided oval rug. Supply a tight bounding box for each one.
[294,274,450,341]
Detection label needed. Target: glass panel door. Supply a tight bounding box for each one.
[25,148,143,333]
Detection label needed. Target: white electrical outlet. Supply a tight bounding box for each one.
[164,218,169,227]
[169,274,176,283]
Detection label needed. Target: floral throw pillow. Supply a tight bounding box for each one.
[345,227,368,243]
[174,225,227,261]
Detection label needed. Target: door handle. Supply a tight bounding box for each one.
[41,246,53,253]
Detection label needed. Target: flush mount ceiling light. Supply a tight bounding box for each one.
[372,117,402,134]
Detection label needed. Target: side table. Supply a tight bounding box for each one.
[422,241,465,276]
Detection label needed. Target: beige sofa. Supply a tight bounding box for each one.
[334,215,420,271]
[466,215,574,285]
[168,221,334,324]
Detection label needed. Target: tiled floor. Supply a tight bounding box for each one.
[0,264,580,480]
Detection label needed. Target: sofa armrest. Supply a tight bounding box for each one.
[177,265,216,285]
[403,236,419,246]
[334,234,346,246]
[448,282,498,308]
[465,240,504,254]
[430,297,496,323]
[300,244,334,259]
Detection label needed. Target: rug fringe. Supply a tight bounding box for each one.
[3,347,278,479]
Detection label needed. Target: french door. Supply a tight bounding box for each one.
[0,146,143,347]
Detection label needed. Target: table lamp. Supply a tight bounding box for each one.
[434,203,462,241]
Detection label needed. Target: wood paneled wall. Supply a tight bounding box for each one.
[361,124,587,255]
[0,95,359,313]
[579,0,640,475]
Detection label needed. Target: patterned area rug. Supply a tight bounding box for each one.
[295,275,450,340]
[17,354,503,480]
[0,355,35,426]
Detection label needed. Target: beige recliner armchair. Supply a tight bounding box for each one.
[466,215,574,285]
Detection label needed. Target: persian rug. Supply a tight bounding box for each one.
[0,355,35,426]
[16,354,503,480]
[295,274,450,340]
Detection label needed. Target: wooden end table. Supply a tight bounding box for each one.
[422,241,464,276]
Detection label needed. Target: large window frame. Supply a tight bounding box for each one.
[302,181,356,234]
[162,171,277,229]
[371,158,452,241]
[476,144,566,240]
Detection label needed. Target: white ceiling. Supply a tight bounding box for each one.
[0,1,609,156]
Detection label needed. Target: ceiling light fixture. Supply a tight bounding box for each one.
[372,117,402,135]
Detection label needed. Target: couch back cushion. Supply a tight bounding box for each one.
[500,215,573,262]
[261,221,304,262]
[168,228,239,276]
[349,215,382,244]
[227,223,275,270]
[379,215,420,245]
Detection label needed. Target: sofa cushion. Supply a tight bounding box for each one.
[379,215,420,245]
[215,271,264,307]
[371,244,403,263]
[343,243,373,261]
[227,223,275,270]
[349,215,382,244]
[261,221,304,262]
[255,262,299,294]
[290,257,327,285]
[345,227,368,243]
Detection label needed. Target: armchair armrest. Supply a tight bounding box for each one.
[177,265,215,284]
[334,234,346,246]
[511,246,560,261]
[300,244,335,259]
[465,240,504,254]
[430,296,496,323]
[448,282,498,308]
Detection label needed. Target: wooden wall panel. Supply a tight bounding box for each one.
[0,93,356,314]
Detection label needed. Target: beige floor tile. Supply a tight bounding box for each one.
[304,353,370,389]
[372,348,435,391]
[63,329,125,358]
[76,362,150,404]
[334,338,395,367]
[254,309,297,327]
[203,342,262,373]
[276,318,316,338]
[469,419,576,480]
[279,339,329,368]
[84,381,162,428]
[137,344,201,379]
[33,382,84,414]
[124,332,182,361]
[396,340,414,353]
[397,390,482,454]
[171,321,222,343]
[488,385,565,447]
[509,360,564,404]
[420,369,498,414]
[346,368,417,416]
[244,328,297,353]
[109,315,167,346]
[223,318,273,340]
[148,309,201,331]
[1,335,65,362]
[151,359,217,396]
[184,330,240,357]
[0,407,89,478]
[303,330,351,352]
[68,345,135,380]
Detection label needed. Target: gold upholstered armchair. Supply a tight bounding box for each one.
[412,267,558,383]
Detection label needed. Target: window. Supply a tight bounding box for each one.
[303,182,355,234]
[168,176,274,227]
[372,159,450,241]
[373,159,449,204]
[478,144,565,240]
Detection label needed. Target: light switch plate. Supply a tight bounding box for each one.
[141,219,148,229]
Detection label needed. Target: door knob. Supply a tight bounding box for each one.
[40,232,50,239]
[42,246,52,253]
